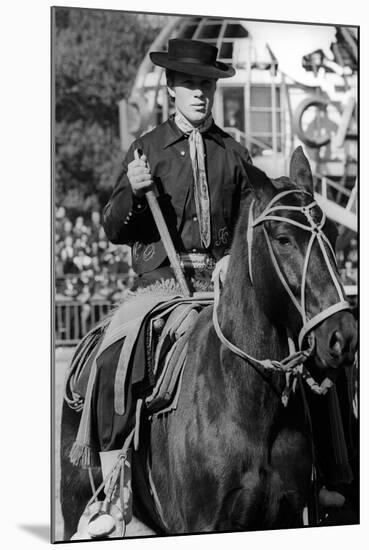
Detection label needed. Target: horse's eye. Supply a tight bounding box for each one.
[276,236,292,247]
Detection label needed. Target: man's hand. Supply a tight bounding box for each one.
[127,149,153,197]
[211,255,230,285]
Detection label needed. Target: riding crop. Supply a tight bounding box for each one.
[136,149,191,297]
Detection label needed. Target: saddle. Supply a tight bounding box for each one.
[65,291,213,466]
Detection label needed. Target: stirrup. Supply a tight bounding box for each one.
[71,500,125,540]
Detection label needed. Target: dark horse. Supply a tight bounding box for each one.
[60,147,357,538]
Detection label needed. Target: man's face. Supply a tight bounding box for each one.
[168,71,217,125]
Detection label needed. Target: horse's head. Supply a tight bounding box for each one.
[242,146,356,373]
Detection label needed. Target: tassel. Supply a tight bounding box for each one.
[69,442,92,468]
[69,354,99,469]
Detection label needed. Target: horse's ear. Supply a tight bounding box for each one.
[289,146,314,196]
[245,162,274,203]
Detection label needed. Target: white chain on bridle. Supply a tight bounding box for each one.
[212,189,351,402]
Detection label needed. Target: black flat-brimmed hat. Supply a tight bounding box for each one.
[150,38,235,79]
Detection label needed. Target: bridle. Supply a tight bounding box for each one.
[212,188,351,402]
[247,189,350,349]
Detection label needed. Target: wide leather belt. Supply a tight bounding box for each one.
[178,253,216,272]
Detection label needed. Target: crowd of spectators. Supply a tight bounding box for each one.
[55,204,358,339]
[55,206,136,306]
[337,235,358,287]
[55,205,358,300]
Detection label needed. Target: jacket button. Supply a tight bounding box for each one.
[180,150,185,156]
[193,215,197,222]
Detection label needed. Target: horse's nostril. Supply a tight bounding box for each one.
[329,330,344,356]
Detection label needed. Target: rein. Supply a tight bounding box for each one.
[212,189,350,404]
[212,275,332,405]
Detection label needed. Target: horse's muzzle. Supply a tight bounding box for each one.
[313,310,357,369]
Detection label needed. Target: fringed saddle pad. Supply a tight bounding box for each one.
[64,289,183,413]
[66,280,213,468]
[64,314,114,411]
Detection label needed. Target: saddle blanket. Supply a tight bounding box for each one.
[66,290,213,467]
[65,292,182,408]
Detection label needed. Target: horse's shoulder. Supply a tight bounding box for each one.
[187,305,217,352]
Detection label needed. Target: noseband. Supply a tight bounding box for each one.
[212,189,351,402]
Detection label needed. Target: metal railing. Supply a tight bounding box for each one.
[55,281,357,348]
[223,127,276,152]
[55,299,112,346]
[314,173,357,232]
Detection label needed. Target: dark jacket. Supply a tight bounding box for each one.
[103,116,252,276]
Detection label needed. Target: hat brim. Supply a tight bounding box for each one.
[149,52,235,79]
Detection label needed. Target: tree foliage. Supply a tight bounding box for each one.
[54,7,167,214]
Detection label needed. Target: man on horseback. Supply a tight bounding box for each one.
[97,38,253,492]
[67,39,254,537]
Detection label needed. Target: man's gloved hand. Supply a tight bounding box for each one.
[211,255,230,285]
[127,149,153,198]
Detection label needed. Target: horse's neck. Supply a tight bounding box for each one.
[218,267,287,362]
[213,268,287,440]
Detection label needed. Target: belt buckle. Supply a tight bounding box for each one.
[189,253,205,271]
[178,253,215,272]
[205,256,216,271]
